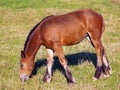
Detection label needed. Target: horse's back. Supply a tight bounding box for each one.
[40,9,104,47]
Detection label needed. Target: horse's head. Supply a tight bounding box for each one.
[19,51,34,82]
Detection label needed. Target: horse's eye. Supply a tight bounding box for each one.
[20,64,23,67]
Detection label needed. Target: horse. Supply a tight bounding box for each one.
[19,9,112,83]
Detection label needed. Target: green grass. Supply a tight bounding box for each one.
[0,0,120,90]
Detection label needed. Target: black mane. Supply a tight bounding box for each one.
[23,15,54,51]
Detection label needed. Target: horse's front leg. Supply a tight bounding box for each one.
[52,43,76,84]
[43,49,54,83]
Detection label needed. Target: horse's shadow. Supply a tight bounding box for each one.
[32,52,97,77]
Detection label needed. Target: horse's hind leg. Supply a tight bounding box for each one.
[43,49,54,82]
[88,32,111,80]
[52,43,76,84]
[102,53,112,77]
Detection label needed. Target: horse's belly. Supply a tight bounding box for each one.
[61,33,86,46]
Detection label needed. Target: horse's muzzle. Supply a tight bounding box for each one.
[20,74,30,82]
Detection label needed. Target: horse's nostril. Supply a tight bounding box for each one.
[20,74,28,82]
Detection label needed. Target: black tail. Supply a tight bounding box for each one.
[86,33,95,47]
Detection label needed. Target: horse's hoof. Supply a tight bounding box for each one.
[94,66,103,80]
[43,78,52,83]
[67,77,76,84]
[103,70,111,78]
[93,77,98,81]
[67,80,76,84]
[43,75,52,83]
[103,74,110,78]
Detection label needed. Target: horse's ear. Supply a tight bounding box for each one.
[21,50,25,58]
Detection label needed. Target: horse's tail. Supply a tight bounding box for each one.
[86,33,95,47]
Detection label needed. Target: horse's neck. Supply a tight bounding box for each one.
[24,30,41,58]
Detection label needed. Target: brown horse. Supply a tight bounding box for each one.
[19,9,112,83]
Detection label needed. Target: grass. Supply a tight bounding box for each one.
[0,0,120,90]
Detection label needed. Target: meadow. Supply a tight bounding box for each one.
[0,0,120,90]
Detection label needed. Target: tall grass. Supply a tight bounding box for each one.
[0,0,120,90]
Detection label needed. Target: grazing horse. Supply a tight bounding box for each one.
[19,9,111,83]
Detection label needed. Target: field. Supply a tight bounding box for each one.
[0,0,120,90]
